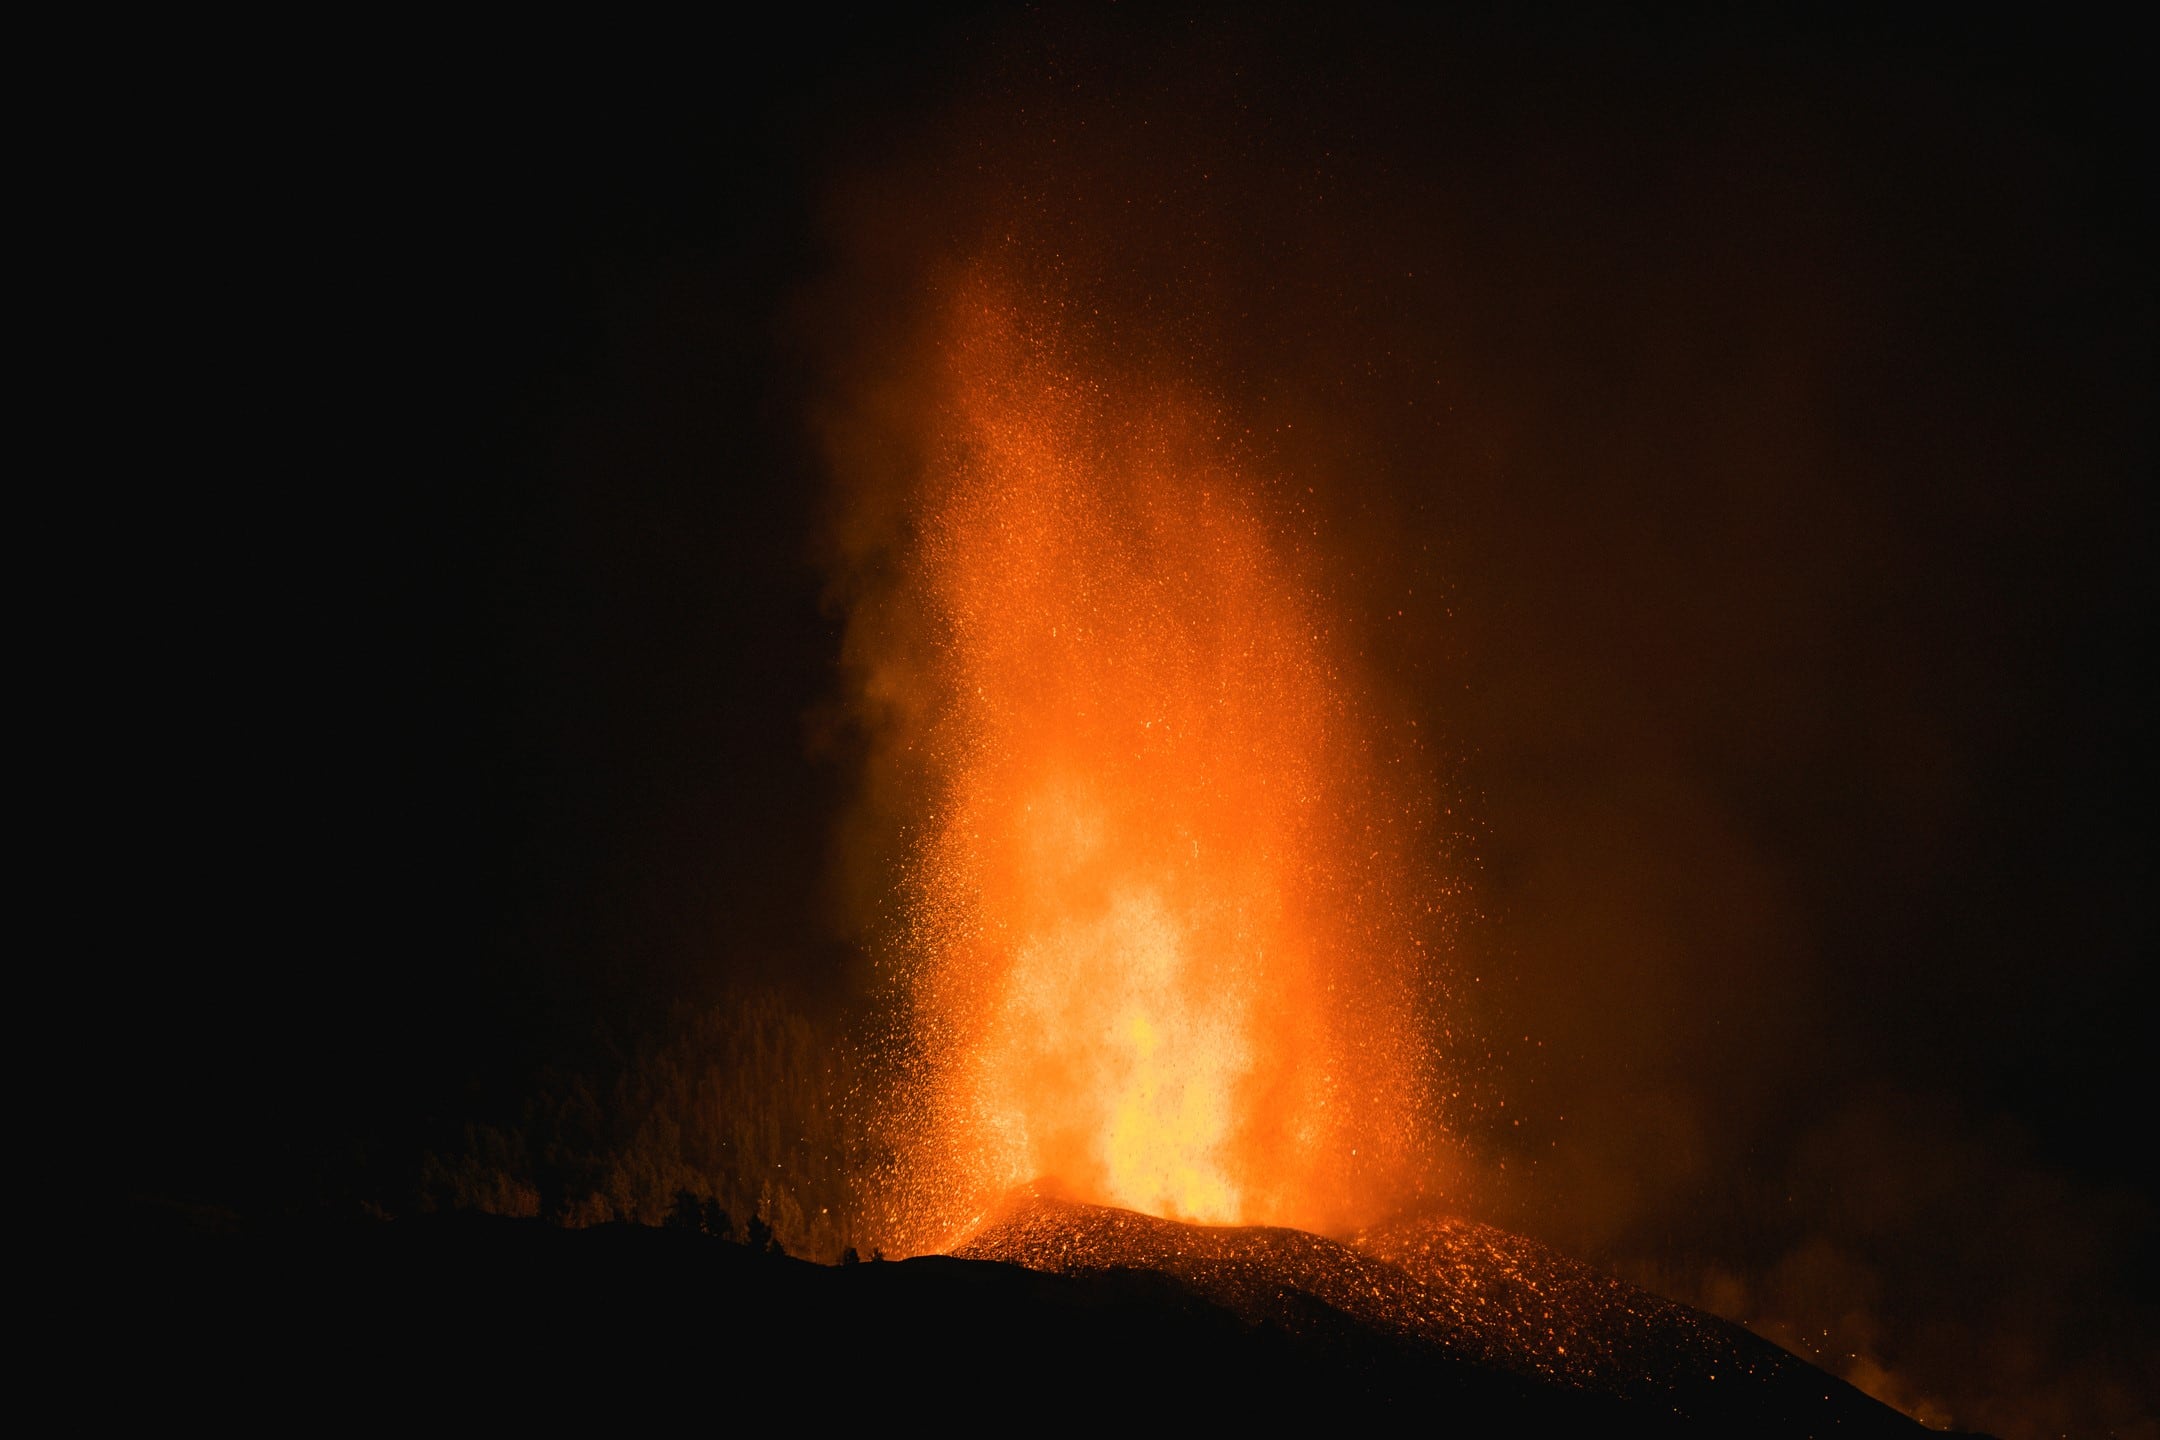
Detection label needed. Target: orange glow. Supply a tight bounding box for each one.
[863,266,1441,1248]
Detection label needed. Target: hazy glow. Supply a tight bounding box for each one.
[865,269,1441,1246]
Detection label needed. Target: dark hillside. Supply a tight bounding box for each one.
[116,1207,1982,1433]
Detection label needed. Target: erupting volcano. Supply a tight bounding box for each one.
[829,263,1967,1435]
[860,268,1445,1248]
[820,259,1984,1437]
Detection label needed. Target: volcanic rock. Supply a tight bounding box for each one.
[117,1199,1989,1432]
[954,1186,1955,1434]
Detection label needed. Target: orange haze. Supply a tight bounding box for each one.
[840,266,1449,1249]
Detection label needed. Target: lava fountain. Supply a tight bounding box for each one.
[841,265,1447,1250]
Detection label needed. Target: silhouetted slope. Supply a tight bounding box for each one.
[117,1203,1982,1432]
[956,1190,1952,1435]
[118,1209,1599,1424]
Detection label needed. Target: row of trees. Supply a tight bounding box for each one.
[658,1186,881,1261]
[419,988,892,1261]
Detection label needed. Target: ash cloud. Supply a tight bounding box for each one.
[802,8,2152,1435]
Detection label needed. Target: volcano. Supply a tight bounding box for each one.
[126,1196,1979,1433]
[954,1188,1953,1434]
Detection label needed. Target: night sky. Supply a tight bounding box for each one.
[121,8,2149,1429]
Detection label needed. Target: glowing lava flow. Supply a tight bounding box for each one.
[857,270,1440,1248]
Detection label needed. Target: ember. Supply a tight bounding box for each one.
[864,268,1446,1247]
[952,1189,1921,1433]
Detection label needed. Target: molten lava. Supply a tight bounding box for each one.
[856,268,1441,1248]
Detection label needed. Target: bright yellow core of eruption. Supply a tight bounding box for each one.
[993,881,1247,1222]
[887,280,1426,1240]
